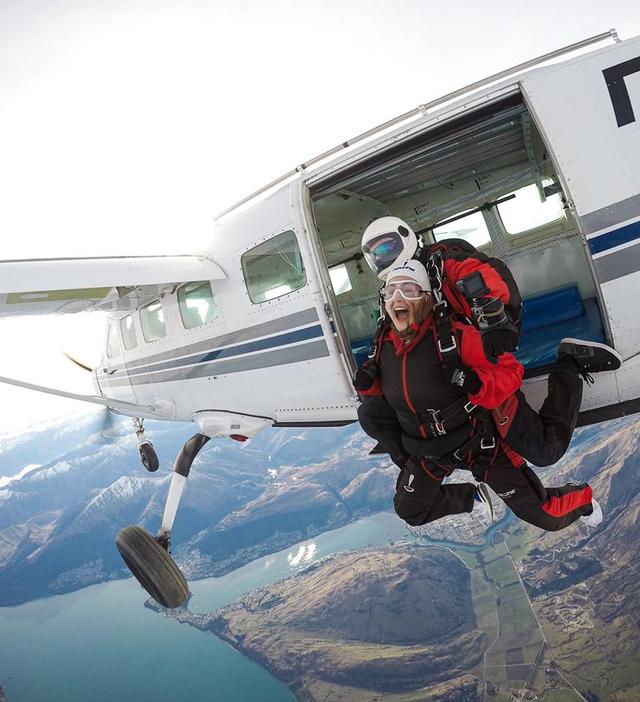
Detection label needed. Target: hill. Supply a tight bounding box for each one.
[164,547,486,702]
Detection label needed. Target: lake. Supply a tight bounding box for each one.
[0,512,411,702]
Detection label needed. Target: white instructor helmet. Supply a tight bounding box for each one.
[361,216,418,280]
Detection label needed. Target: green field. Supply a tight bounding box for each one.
[450,529,553,701]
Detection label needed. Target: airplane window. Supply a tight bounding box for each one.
[432,210,491,248]
[106,322,120,358]
[140,301,167,342]
[120,315,137,350]
[178,282,217,329]
[497,180,565,235]
[242,230,307,304]
[329,263,352,295]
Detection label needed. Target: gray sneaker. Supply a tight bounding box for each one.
[557,338,622,377]
[473,483,494,523]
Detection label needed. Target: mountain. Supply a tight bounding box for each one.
[0,415,395,604]
[175,427,397,578]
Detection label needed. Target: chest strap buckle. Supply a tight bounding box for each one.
[428,409,446,436]
[438,336,457,354]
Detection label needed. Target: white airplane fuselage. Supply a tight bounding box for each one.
[94,31,640,431]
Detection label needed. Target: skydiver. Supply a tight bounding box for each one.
[357,216,621,464]
[356,258,621,531]
[361,216,522,358]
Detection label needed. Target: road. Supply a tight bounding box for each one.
[503,540,589,702]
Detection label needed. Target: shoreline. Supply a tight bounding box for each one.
[0,508,508,608]
[147,542,487,702]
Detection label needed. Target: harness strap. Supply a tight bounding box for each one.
[418,458,453,481]
[426,251,463,367]
[433,301,460,365]
[439,396,477,424]
[438,410,499,479]
[412,396,477,438]
[366,316,390,364]
[418,410,497,476]
[466,411,499,481]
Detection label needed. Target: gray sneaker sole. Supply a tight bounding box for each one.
[477,482,494,523]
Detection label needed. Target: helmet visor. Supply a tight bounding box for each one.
[362,233,404,275]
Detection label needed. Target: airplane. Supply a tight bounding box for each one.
[1,28,640,609]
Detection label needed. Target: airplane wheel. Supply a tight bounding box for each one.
[139,442,159,472]
[116,525,189,609]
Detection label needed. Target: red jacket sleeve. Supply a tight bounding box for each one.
[456,322,523,409]
[442,257,511,318]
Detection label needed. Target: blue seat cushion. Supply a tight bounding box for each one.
[516,285,606,369]
[520,285,585,332]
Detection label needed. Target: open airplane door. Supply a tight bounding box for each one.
[521,35,640,420]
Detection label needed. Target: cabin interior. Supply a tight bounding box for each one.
[308,94,607,375]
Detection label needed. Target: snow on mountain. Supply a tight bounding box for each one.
[26,460,72,481]
[0,464,42,488]
[82,475,152,513]
[0,413,388,604]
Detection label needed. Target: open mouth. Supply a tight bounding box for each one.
[393,305,409,324]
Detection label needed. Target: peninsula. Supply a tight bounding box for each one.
[151,546,487,701]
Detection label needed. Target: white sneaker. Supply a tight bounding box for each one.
[583,498,603,528]
[473,483,494,523]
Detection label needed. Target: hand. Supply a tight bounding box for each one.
[352,362,379,391]
[443,360,482,394]
[481,327,519,358]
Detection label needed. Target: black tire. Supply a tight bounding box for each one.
[139,442,159,472]
[116,525,189,609]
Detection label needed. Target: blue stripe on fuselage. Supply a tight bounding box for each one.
[125,324,325,378]
[589,219,640,255]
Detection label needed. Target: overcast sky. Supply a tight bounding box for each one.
[0,0,639,441]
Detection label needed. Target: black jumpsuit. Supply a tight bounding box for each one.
[358,317,594,532]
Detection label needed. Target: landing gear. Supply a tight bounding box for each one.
[139,443,159,472]
[115,525,189,609]
[116,432,211,608]
[133,418,159,472]
[116,411,274,609]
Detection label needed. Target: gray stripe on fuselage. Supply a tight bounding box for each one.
[593,239,640,283]
[105,308,320,374]
[581,193,640,235]
[100,338,330,387]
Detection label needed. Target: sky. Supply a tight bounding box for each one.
[0,0,639,440]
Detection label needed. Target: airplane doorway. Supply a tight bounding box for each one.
[306,94,609,377]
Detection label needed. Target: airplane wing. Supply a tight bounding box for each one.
[0,254,225,317]
[0,374,166,417]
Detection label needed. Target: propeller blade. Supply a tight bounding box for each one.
[63,352,94,373]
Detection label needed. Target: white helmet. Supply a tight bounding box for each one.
[361,216,418,280]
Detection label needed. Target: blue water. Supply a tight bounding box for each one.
[0,513,410,702]
[0,578,294,702]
